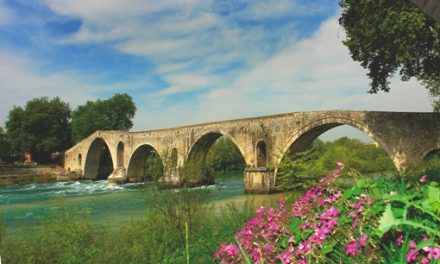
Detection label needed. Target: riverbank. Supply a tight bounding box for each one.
[0,164,83,185]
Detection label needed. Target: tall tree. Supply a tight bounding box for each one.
[339,0,440,111]
[71,93,136,143]
[5,97,71,163]
[0,127,12,162]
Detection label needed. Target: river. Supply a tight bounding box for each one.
[0,171,288,233]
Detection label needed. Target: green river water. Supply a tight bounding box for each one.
[0,171,288,233]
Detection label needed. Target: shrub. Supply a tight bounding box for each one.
[215,162,440,263]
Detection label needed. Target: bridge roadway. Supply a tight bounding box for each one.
[64,110,440,193]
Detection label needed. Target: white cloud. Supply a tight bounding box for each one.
[133,15,433,131]
[0,51,153,127]
[2,2,433,137]
[0,1,11,25]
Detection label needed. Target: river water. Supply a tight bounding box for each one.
[0,171,282,233]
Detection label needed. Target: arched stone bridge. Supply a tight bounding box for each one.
[64,110,440,193]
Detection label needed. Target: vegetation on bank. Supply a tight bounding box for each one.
[215,163,440,263]
[0,184,273,263]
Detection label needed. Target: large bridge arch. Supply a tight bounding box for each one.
[186,130,248,165]
[183,130,248,184]
[275,117,397,176]
[83,137,114,180]
[126,143,163,182]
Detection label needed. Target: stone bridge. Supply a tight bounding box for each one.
[64,110,440,193]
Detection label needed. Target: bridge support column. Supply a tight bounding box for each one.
[107,167,127,184]
[244,167,275,194]
[160,167,182,188]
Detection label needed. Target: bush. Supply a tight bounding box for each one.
[215,162,440,263]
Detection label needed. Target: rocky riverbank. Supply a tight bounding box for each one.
[0,165,82,185]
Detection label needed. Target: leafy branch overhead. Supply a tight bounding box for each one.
[339,0,440,111]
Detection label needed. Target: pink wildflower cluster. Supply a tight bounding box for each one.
[398,236,440,263]
[215,162,345,263]
[214,161,439,263]
[214,244,242,264]
[344,193,374,258]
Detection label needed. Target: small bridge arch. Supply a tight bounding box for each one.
[83,137,114,180]
[126,143,163,182]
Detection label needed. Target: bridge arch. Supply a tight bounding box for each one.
[186,130,248,164]
[84,137,114,180]
[275,116,397,176]
[256,140,267,167]
[184,130,247,184]
[418,143,440,162]
[126,143,163,182]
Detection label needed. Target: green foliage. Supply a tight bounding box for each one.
[71,93,136,143]
[5,97,71,163]
[0,200,97,264]
[275,146,323,190]
[143,152,164,181]
[206,137,246,172]
[0,185,263,263]
[339,0,440,110]
[409,150,440,182]
[0,127,12,162]
[275,138,396,191]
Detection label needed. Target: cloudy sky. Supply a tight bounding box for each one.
[0,0,434,140]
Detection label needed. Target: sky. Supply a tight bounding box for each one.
[0,0,434,142]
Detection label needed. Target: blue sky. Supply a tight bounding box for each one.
[0,0,434,141]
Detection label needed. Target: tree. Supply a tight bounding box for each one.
[206,137,246,172]
[339,0,440,111]
[5,97,71,163]
[0,127,12,162]
[71,93,136,143]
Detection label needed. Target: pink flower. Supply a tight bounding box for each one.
[345,240,359,257]
[358,234,368,247]
[410,240,417,249]
[422,234,430,241]
[298,259,308,264]
[276,251,292,264]
[420,175,427,183]
[396,234,404,247]
[427,247,440,259]
[406,249,419,262]
[421,257,429,264]
[277,197,285,205]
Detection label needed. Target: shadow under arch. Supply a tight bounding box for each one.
[417,147,440,182]
[126,144,163,182]
[84,138,114,180]
[185,130,247,185]
[275,117,398,178]
[117,141,124,167]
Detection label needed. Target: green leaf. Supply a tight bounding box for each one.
[378,203,396,235]
[352,187,361,196]
[321,245,334,255]
[427,185,440,204]
[343,188,354,199]
[234,237,252,264]
[415,239,435,251]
